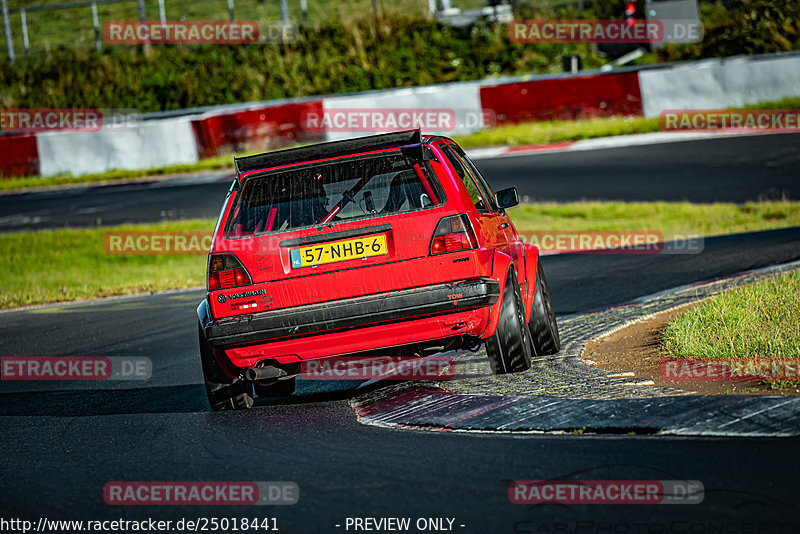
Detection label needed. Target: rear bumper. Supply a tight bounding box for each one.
[198,278,500,348]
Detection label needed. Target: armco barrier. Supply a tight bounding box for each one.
[191,101,325,158]
[0,135,40,177]
[480,71,643,125]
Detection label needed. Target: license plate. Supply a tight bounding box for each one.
[290,234,388,268]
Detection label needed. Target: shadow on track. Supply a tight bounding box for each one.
[0,380,396,417]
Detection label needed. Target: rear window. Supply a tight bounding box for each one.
[224,152,445,237]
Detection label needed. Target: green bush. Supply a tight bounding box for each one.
[654,0,800,61]
[0,18,602,112]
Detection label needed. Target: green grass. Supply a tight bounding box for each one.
[2,219,213,309]
[662,270,800,360]
[454,116,661,148]
[743,96,800,110]
[661,270,800,391]
[3,200,799,310]
[508,199,800,236]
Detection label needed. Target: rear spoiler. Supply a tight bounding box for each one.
[233,129,427,183]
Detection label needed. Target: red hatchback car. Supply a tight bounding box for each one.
[197,130,560,410]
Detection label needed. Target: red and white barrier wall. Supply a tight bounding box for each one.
[480,71,643,125]
[0,135,39,177]
[2,52,798,178]
[191,100,325,159]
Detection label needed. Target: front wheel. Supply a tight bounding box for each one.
[485,269,533,374]
[528,262,561,356]
[198,324,254,411]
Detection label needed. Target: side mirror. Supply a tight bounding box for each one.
[495,187,519,210]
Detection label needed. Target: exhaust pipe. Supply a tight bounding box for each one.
[245,365,287,382]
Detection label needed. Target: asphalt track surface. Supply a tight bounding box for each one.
[1,133,799,233]
[2,136,800,532]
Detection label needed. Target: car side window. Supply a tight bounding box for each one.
[451,144,499,212]
[441,144,489,212]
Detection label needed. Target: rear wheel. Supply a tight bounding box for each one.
[485,269,533,374]
[528,262,561,355]
[198,325,254,411]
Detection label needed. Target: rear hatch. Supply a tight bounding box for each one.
[208,134,472,319]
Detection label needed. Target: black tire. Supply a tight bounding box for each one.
[528,262,561,356]
[485,269,533,374]
[198,324,254,411]
[253,378,296,398]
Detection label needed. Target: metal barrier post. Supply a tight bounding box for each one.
[280,0,289,26]
[20,7,29,56]
[300,0,308,25]
[427,0,436,17]
[1,0,15,64]
[91,2,101,52]
[137,0,150,54]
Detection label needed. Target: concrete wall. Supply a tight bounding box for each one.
[36,117,198,177]
[639,54,800,118]
[322,82,484,142]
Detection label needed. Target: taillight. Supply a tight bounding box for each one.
[208,253,251,291]
[430,214,478,255]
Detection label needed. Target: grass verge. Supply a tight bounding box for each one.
[2,219,213,310]
[454,116,661,148]
[661,270,800,392]
[508,199,800,235]
[3,200,800,310]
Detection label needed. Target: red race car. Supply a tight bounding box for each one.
[197,130,560,410]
